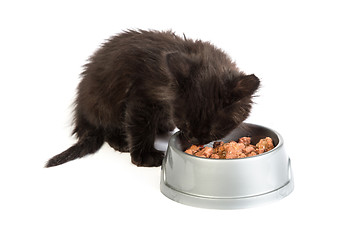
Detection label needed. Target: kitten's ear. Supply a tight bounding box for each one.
[165,52,200,80]
[233,74,260,97]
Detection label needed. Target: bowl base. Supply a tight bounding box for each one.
[160,159,294,209]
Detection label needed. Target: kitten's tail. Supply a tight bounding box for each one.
[45,134,104,168]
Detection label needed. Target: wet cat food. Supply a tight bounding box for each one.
[185,137,274,159]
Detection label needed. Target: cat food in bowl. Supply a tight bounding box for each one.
[185,136,274,159]
[160,123,294,209]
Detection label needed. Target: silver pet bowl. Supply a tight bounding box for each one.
[160,123,294,209]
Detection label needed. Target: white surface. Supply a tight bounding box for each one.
[1,1,359,239]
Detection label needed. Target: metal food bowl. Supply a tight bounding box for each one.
[160,123,294,209]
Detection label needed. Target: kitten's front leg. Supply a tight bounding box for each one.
[125,101,164,167]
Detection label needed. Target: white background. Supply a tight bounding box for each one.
[1,0,359,239]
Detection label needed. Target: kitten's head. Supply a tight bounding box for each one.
[166,51,260,145]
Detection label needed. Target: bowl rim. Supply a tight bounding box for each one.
[170,123,284,162]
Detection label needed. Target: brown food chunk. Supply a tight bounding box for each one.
[223,141,245,159]
[194,146,213,158]
[239,137,251,146]
[213,141,224,148]
[184,137,274,159]
[256,137,274,154]
[210,154,220,159]
[247,151,257,157]
[184,145,201,155]
[244,145,255,154]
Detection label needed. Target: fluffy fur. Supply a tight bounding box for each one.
[45,30,260,168]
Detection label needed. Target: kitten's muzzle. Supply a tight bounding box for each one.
[189,137,201,145]
[180,132,201,145]
[180,131,211,145]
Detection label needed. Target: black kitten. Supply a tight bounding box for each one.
[45,30,260,168]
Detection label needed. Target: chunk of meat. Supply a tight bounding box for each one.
[210,154,220,159]
[239,137,251,146]
[194,146,213,158]
[223,141,245,159]
[256,137,274,154]
[246,151,257,157]
[244,145,255,154]
[185,145,201,155]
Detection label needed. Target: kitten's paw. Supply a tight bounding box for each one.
[131,150,164,167]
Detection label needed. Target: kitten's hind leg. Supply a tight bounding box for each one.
[104,128,130,152]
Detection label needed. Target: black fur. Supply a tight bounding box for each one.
[45,30,260,168]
